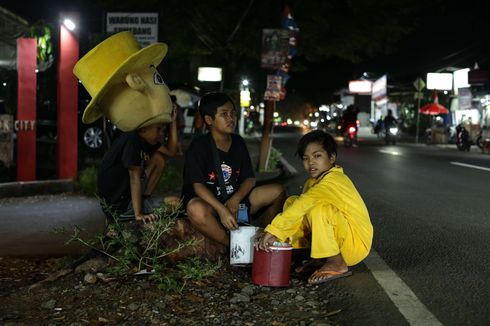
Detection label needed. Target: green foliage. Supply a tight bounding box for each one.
[62,199,220,292]
[77,166,98,196]
[178,257,222,281]
[76,164,182,197]
[266,147,282,172]
[29,22,54,71]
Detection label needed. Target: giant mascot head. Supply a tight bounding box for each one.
[73,31,172,131]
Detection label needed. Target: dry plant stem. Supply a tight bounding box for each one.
[155,239,201,259]
[73,235,121,263]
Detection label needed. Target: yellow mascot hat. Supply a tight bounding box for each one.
[73,31,168,124]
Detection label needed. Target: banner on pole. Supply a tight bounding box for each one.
[261,29,289,69]
[264,75,282,101]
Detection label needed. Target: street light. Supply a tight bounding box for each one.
[63,18,76,31]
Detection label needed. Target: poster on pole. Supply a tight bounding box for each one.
[458,87,472,110]
[261,29,290,69]
[264,75,282,101]
[106,12,159,47]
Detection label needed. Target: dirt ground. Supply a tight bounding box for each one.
[0,255,345,326]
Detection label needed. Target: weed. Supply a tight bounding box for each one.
[178,257,223,281]
[77,165,97,195]
[61,198,220,292]
[263,146,282,172]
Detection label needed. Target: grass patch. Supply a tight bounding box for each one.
[76,165,183,197]
[56,199,220,293]
[77,165,98,196]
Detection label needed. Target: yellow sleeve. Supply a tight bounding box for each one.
[265,177,329,241]
[265,167,372,249]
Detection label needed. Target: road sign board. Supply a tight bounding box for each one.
[413,78,426,91]
[414,92,424,100]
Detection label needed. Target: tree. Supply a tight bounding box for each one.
[95,0,431,94]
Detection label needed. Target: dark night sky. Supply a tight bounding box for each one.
[2,0,104,34]
[353,0,489,83]
[3,0,489,100]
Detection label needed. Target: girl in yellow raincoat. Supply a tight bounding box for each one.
[256,130,373,284]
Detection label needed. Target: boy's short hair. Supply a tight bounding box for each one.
[198,92,236,123]
[296,130,337,158]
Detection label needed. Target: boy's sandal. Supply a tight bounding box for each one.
[307,269,352,285]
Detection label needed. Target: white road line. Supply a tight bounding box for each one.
[379,149,402,156]
[450,161,490,172]
[364,250,442,326]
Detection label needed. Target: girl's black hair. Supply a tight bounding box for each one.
[296,130,337,158]
[198,92,236,123]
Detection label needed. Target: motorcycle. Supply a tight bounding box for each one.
[343,124,358,147]
[456,124,471,151]
[385,126,399,145]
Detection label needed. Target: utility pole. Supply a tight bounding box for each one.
[259,0,297,171]
[258,99,275,170]
[413,77,425,144]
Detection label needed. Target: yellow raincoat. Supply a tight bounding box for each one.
[264,166,373,266]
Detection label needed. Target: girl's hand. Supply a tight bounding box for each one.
[254,231,277,252]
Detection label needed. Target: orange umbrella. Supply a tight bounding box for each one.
[419,103,449,115]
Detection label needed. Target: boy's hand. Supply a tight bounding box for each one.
[135,213,158,224]
[171,105,177,122]
[218,207,238,231]
[224,197,240,218]
[254,231,277,252]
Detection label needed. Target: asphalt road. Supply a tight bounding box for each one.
[271,126,490,325]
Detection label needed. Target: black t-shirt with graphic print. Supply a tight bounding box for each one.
[97,131,160,214]
[182,133,255,205]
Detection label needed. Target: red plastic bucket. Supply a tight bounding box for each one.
[251,244,292,287]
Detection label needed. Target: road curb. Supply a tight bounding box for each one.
[0,179,74,198]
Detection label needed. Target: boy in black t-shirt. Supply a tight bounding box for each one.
[182,92,286,247]
[98,110,179,224]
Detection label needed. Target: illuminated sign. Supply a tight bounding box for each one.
[348,80,372,94]
[240,90,251,107]
[198,67,222,82]
[372,75,387,102]
[453,68,470,94]
[426,73,452,90]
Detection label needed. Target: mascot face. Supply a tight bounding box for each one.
[73,31,171,132]
[100,65,173,131]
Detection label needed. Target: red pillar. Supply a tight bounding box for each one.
[16,38,37,181]
[57,13,79,179]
